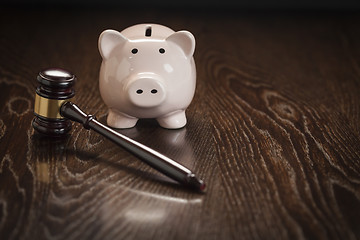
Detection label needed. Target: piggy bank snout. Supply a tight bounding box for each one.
[127,75,166,108]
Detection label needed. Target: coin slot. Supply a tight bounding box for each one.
[145,26,152,37]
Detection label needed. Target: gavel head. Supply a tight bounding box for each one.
[32,68,76,136]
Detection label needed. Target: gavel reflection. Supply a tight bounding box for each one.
[32,68,205,191]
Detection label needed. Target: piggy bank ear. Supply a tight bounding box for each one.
[98,30,128,60]
[166,31,195,58]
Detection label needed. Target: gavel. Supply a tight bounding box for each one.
[33,68,205,191]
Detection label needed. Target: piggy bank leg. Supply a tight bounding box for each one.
[107,109,138,128]
[157,110,187,129]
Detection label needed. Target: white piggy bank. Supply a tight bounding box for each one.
[98,24,196,129]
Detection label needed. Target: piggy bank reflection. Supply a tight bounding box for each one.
[98,24,196,129]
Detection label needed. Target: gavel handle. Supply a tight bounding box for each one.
[60,101,205,191]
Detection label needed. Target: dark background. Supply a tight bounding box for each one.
[2,0,360,9]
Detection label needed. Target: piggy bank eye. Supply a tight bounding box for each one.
[159,48,165,54]
[131,48,138,54]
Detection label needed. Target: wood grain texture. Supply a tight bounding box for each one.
[0,7,359,240]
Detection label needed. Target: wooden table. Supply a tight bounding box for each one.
[0,7,359,240]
